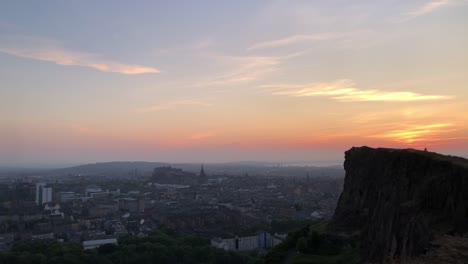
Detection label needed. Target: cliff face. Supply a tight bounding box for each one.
[331,147,468,263]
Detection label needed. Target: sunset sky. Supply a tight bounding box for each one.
[1,0,467,166]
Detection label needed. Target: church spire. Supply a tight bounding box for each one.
[200,164,206,177]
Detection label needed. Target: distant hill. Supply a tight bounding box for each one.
[51,161,168,177]
[43,161,345,178]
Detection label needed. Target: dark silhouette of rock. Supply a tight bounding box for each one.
[330,146,468,263]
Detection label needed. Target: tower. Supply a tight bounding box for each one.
[198,164,207,185]
[36,183,52,205]
[200,164,206,177]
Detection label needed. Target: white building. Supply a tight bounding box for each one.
[44,203,64,218]
[211,235,258,251]
[85,185,102,196]
[82,238,118,250]
[31,232,54,240]
[272,233,287,247]
[35,183,52,205]
[211,232,278,251]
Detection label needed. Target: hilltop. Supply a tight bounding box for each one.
[265,147,468,263]
[331,147,468,263]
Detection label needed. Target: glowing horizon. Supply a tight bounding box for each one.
[1,1,467,166]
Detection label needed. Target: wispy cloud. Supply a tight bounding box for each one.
[138,100,212,112]
[195,56,279,87]
[0,36,160,74]
[189,131,216,140]
[260,79,453,102]
[194,52,302,87]
[246,30,383,52]
[405,0,450,18]
[247,33,341,51]
[69,123,95,135]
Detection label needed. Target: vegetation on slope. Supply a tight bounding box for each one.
[0,230,256,264]
[263,221,360,264]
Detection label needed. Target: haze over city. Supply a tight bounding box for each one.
[1,0,467,167]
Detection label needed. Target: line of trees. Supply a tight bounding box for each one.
[0,230,257,264]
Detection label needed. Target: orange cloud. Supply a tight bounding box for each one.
[189,131,217,140]
[261,79,452,102]
[69,124,95,135]
[370,123,457,146]
[0,36,159,75]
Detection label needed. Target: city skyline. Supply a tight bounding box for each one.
[1,0,468,166]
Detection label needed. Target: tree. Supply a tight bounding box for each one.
[296,237,308,253]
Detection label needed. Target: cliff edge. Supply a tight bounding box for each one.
[330,146,468,263]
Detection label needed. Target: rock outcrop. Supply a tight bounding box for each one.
[330,146,468,263]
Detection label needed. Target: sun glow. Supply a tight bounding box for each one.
[372,123,456,146]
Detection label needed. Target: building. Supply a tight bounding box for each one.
[90,189,120,199]
[258,231,273,249]
[272,233,287,247]
[35,183,52,205]
[82,238,118,250]
[211,232,277,251]
[88,203,117,217]
[116,198,145,213]
[310,210,324,219]
[85,185,102,196]
[31,232,55,241]
[44,203,64,218]
[58,191,76,203]
[152,166,198,185]
[211,235,258,251]
[200,164,206,177]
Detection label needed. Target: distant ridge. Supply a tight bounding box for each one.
[41,161,344,178]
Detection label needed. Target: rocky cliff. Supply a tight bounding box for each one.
[330,146,468,263]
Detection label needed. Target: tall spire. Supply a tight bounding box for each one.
[200,164,206,177]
